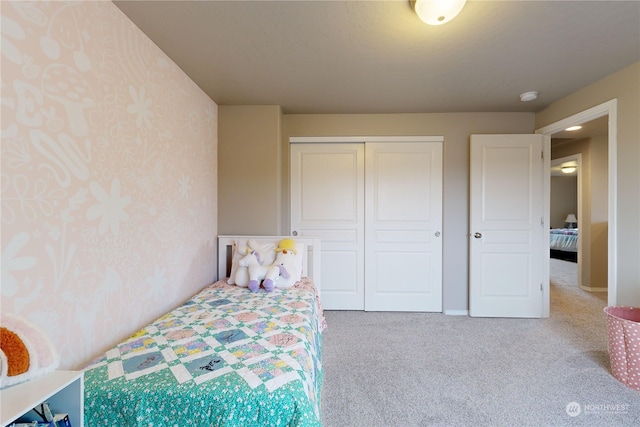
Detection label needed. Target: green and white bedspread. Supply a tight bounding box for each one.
[83,278,325,427]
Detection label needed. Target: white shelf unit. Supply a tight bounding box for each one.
[1,370,84,427]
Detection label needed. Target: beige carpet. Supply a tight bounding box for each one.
[550,258,608,302]
[549,258,579,287]
[320,260,638,426]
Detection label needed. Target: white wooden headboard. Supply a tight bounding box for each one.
[217,235,322,293]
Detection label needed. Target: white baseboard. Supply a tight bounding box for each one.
[580,285,608,292]
[444,309,469,316]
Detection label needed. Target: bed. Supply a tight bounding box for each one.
[83,235,324,427]
[549,228,578,262]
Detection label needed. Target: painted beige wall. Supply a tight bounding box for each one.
[282,112,535,313]
[589,136,608,288]
[536,61,639,305]
[550,176,577,228]
[1,2,218,369]
[218,64,639,310]
[218,105,283,235]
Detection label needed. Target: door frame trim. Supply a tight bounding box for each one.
[290,136,444,144]
[535,99,617,307]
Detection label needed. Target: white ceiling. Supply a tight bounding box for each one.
[114,0,639,115]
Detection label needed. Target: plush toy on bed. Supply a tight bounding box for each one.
[228,239,250,287]
[238,240,277,292]
[263,238,301,290]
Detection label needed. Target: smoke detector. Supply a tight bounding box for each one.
[520,91,538,102]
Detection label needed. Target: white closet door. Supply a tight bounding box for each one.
[290,143,365,310]
[364,142,443,312]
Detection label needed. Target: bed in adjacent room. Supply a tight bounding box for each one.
[549,228,578,262]
[83,235,324,427]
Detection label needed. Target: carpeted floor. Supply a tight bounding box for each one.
[320,260,639,426]
[549,258,607,301]
[549,257,579,287]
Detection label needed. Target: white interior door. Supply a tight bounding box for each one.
[290,143,365,310]
[364,142,443,312]
[469,134,549,318]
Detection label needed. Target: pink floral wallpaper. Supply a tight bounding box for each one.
[1,1,218,369]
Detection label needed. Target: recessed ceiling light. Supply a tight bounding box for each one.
[565,125,582,131]
[520,91,538,102]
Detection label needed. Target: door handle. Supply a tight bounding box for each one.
[474,232,482,239]
[292,230,298,236]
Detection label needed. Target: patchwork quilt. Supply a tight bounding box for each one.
[83,278,325,427]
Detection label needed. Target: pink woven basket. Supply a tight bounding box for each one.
[604,306,640,392]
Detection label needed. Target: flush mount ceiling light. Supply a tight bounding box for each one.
[520,91,538,102]
[565,125,582,131]
[561,166,577,174]
[411,0,467,25]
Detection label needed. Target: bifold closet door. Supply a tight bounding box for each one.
[364,142,443,312]
[291,139,443,311]
[290,143,365,310]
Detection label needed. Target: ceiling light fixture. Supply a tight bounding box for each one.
[561,166,577,174]
[565,125,582,131]
[411,0,467,26]
[520,91,538,102]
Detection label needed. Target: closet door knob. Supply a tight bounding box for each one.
[474,232,482,239]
